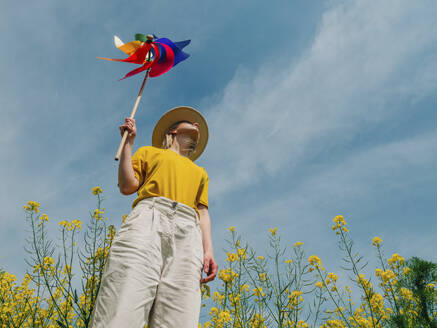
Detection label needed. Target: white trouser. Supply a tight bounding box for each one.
[89,196,204,328]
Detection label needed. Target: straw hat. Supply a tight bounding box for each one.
[152,106,209,161]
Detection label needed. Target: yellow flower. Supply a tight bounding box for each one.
[308,255,322,267]
[92,186,103,195]
[217,309,231,323]
[332,215,347,232]
[95,247,109,259]
[201,283,211,299]
[370,293,384,314]
[250,313,265,327]
[315,281,324,288]
[93,208,106,221]
[285,259,293,264]
[39,213,49,222]
[293,241,303,247]
[237,248,246,260]
[333,215,346,224]
[296,320,309,328]
[240,284,250,293]
[372,236,382,247]
[43,256,55,267]
[399,287,414,300]
[212,291,225,304]
[258,273,267,282]
[62,265,72,276]
[357,274,372,290]
[388,253,405,266]
[58,219,81,231]
[327,272,338,283]
[376,269,396,285]
[71,219,82,230]
[269,227,278,236]
[23,201,41,213]
[209,307,219,316]
[218,268,238,284]
[257,255,265,261]
[288,290,304,307]
[253,286,265,297]
[322,319,348,328]
[226,252,238,262]
[59,220,69,229]
[402,267,412,275]
[107,225,116,241]
[227,226,235,232]
[229,293,241,304]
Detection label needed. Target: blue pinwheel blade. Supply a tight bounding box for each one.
[174,40,191,50]
[155,38,191,67]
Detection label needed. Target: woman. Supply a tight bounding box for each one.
[90,106,218,328]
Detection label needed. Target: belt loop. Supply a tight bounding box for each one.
[171,201,177,216]
[149,197,156,209]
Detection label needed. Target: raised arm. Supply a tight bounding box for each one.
[118,117,140,195]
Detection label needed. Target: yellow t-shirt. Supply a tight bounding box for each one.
[131,146,209,218]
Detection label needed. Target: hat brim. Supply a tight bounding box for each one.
[152,106,209,161]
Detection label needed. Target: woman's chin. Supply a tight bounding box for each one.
[180,130,199,142]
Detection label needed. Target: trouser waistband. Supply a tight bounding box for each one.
[135,196,199,223]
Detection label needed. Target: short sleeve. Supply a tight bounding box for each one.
[197,169,209,208]
[131,147,147,187]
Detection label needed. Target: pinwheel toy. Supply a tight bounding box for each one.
[98,34,191,160]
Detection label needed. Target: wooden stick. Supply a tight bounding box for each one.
[114,69,150,161]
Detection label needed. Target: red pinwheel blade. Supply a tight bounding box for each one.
[118,62,152,81]
[149,43,175,77]
[98,43,153,65]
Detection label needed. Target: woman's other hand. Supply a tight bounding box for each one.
[201,251,217,283]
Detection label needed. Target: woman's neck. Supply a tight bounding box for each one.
[169,134,196,157]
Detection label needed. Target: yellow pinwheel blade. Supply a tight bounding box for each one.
[118,41,143,56]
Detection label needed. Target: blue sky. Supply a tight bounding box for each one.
[1,0,437,317]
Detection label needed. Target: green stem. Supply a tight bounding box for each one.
[316,266,354,328]
[273,237,284,327]
[29,211,70,327]
[339,229,376,327]
[376,246,401,316]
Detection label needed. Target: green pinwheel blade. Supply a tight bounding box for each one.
[135,33,148,42]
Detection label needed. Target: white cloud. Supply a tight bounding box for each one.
[199,1,437,289]
[2,0,437,288]
[212,130,437,282]
[204,0,437,197]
